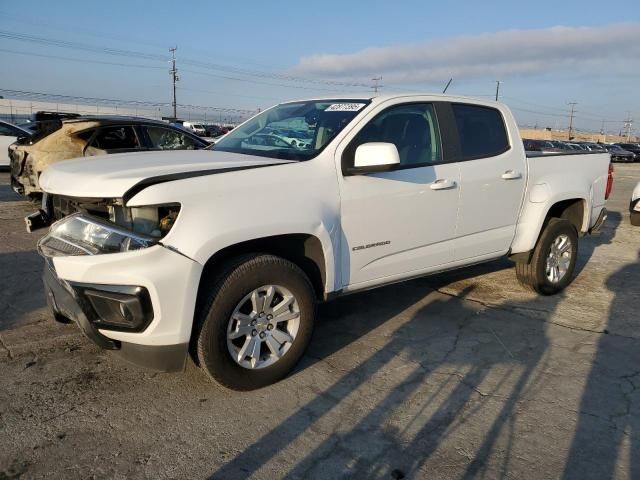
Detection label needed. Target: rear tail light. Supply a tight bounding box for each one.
[605,163,614,200]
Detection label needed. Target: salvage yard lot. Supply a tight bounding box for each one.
[0,165,639,479]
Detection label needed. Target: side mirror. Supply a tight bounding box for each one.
[354,142,400,169]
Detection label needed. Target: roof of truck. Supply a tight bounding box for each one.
[280,93,502,106]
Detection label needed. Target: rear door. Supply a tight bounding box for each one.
[451,103,526,260]
[339,101,461,287]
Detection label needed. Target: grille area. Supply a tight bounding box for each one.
[51,195,110,221]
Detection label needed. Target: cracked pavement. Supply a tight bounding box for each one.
[1,166,639,479]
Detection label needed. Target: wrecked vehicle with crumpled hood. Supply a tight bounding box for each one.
[10,116,210,197]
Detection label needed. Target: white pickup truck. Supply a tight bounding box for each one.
[29,94,612,390]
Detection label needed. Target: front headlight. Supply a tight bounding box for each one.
[38,213,157,257]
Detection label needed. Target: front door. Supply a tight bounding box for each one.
[339,102,461,287]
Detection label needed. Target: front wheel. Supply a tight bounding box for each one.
[194,254,316,390]
[515,218,579,295]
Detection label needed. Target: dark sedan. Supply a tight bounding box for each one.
[616,143,640,162]
[602,144,635,163]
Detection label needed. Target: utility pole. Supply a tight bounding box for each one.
[169,46,179,120]
[371,76,383,94]
[567,102,577,140]
[495,80,501,101]
[623,112,633,142]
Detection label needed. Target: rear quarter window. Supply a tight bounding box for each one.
[75,129,95,142]
[452,104,510,160]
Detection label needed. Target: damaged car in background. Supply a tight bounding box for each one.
[10,116,210,198]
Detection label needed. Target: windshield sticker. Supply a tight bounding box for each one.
[325,103,366,112]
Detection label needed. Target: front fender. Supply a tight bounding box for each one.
[126,159,342,293]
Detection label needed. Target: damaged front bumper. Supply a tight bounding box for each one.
[44,264,189,372]
[25,193,53,233]
[40,243,202,372]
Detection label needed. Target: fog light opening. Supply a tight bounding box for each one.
[78,285,154,332]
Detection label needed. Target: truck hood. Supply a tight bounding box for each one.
[39,150,294,198]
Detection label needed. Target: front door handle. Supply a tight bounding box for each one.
[429,179,457,190]
[501,170,522,180]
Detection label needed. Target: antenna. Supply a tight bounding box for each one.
[442,78,453,94]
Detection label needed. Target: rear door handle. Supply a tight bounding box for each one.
[501,170,522,180]
[429,179,457,190]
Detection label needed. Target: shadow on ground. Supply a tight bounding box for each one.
[0,251,46,331]
[210,214,634,479]
[562,249,640,479]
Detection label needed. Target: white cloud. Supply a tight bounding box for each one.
[293,23,640,83]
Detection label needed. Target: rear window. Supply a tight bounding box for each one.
[452,104,509,160]
[23,120,62,144]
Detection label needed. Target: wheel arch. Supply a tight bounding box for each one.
[196,233,328,304]
[511,196,588,262]
[544,198,587,233]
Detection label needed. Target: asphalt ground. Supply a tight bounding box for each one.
[0,164,639,479]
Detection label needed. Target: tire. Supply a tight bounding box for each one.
[194,254,316,391]
[631,211,640,227]
[515,218,578,295]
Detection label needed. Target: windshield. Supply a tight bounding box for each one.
[213,99,370,161]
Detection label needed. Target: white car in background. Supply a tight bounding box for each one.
[182,121,207,136]
[0,120,30,168]
[631,182,640,226]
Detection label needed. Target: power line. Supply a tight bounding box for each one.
[0,47,359,96]
[0,47,165,70]
[0,29,369,89]
[508,106,568,118]
[0,88,257,115]
[182,69,363,93]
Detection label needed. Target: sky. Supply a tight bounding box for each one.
[1,0,639,132]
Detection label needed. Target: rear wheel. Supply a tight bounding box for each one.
[515,218,578,295]
[194,254,316,391]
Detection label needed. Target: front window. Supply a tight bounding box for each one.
[146,126,200,150]
[214,99,370,161]
[347,103,442,167]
